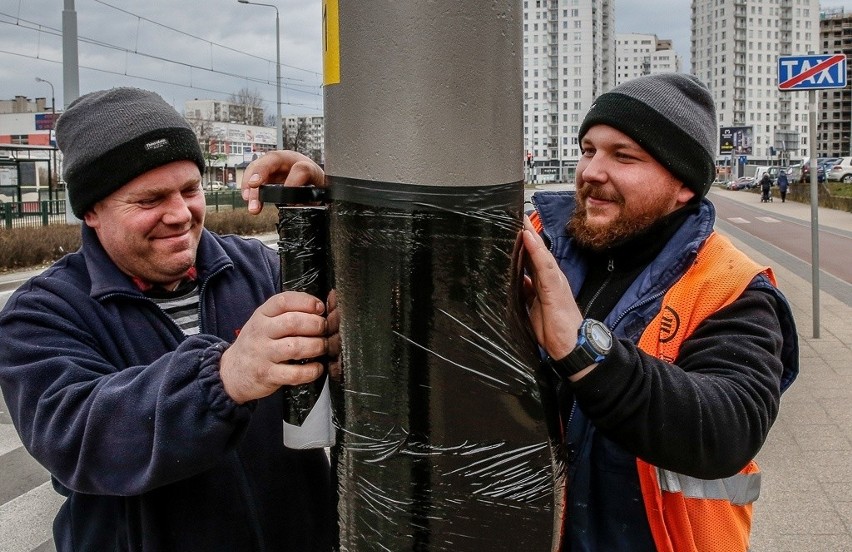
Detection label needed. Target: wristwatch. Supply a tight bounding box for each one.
[549,319,613,378]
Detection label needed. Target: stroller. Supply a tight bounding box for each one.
[760,176,773,202]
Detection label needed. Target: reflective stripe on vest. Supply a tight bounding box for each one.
[656,467,761,506]
[637,231,774,552]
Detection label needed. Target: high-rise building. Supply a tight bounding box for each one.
[615,33,682,86]
[523,0,615,181]
[691,0,820,166]
[818,7,851,158]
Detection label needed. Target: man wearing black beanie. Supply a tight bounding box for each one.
[0,88,333,551]
[520,73,799,551]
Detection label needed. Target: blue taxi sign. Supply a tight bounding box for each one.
[778,54,847,91]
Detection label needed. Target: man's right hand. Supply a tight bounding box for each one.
[219,291,328,404]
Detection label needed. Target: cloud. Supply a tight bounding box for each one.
[5,0,852,117]
[0,0,324,114]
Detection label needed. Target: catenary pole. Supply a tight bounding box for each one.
[62,0,80,223]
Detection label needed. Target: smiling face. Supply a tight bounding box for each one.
[84,160,206,287]
[569,124,696,250]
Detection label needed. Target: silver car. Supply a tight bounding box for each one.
[827,157,852,183]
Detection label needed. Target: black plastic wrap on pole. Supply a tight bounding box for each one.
[259,185,330,427]
[327,177,565,551]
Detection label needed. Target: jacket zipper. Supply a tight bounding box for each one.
[580,257,614,317]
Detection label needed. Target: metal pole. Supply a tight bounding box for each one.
[35,77,56,203]
[237,0,283,150]
[62,0,80,223]
[62,0,79,107]
[275,11,282,150]
[808,88,820,338]
[324,1,561,549]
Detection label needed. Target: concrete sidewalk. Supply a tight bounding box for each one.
[708,188,852,551]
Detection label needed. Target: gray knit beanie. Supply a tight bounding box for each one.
[56,87,205,217]
[578,73,717,198]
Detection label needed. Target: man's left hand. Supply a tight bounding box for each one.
[240,151,325,214]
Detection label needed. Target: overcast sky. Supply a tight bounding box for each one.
[2,1,851,118]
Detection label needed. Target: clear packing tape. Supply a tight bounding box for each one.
[264,179,566,550]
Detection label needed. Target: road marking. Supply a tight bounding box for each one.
[727,217,750,224]
[756,217,780,223]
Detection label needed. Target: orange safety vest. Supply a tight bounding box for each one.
[636,231,776,552]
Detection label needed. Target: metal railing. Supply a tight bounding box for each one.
[0,199,67,229]
[0,191,247,229]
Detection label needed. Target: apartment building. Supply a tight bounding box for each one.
[184,98,324,178]
[284,115,325,164]
[523,0,615,180]
[691,0,820,165]
[818,7,852,158]
[615,33,682,86]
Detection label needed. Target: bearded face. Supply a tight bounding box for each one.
[570,125,696,250]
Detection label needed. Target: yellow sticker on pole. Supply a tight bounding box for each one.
[323,0,340,85]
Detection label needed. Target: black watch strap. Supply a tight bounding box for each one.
[547,319,612,379]
[548,347,597,378]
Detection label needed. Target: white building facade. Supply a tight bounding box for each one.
[523,0,615,180]
[691,0,820,166]
[184,99,324,180]
[615,33,682,86]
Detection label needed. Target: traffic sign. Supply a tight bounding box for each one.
[778,54,847,91]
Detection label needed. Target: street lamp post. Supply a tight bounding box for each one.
[237,0,283,151]
[35,77,57,203]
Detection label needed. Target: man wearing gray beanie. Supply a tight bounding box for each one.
[521,73,798,551]
[0,87,334,550]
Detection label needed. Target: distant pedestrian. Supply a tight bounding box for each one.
[777,171,789,203]
[760,173,773,202]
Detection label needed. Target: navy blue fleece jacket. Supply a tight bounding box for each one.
[0,226,331,551]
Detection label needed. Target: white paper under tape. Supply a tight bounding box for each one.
[282,377,336,449]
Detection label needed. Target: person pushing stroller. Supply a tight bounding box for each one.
[760,172,773,202]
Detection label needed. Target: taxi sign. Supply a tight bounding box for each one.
[778,54,847,91]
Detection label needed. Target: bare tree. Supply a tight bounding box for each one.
[228,88,265,126]
[291,119,309,156]
[186,116,225,185]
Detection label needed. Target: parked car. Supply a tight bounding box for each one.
[827,157,852,183]
[797,158,833,184]
[727,176,755,190]
[205,180,225,191]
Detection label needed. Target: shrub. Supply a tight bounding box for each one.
[0,208,279,274]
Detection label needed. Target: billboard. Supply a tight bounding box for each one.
[34,113,59,131]
[719,126,753,156]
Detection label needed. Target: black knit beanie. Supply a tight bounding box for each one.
[56,87,206,218]
[578,73,717,199]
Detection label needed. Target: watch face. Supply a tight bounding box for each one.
[587,321,613,351]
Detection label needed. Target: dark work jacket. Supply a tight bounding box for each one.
[530,192,799,551]
[0,226,332,551]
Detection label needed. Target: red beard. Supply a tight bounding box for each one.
[568,185,674,250]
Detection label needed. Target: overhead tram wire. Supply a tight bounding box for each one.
[0,13,319,91]
[93,0,322,78]
[0,9,322,108]
[0,47,321,112]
